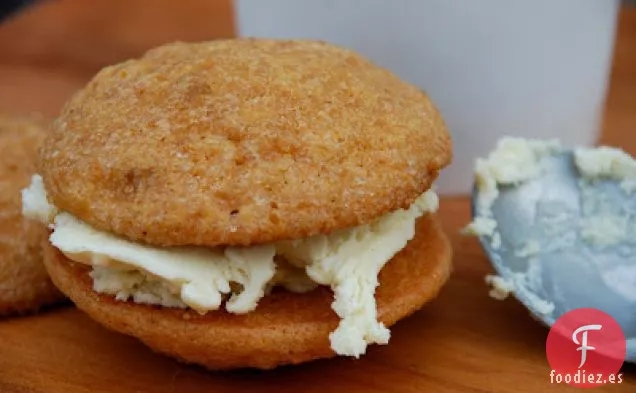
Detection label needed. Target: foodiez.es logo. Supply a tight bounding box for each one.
[546,308,626,388]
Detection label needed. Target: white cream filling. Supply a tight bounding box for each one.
[21,174,58,224]
[50,212,277,314]
[276,190,439,356]
[466,138,563,312]
[22,174,438,357]
[574,146,636,194]
[473,137,562,216]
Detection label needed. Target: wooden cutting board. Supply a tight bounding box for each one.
[0,2,635,392]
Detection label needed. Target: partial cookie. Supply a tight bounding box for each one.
[42,214,452,369]
[0,115,64,315]
[41,39,452,247]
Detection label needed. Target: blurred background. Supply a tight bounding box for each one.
[0,0,633,194]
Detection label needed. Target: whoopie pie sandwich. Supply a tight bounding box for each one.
[22,39,452,369]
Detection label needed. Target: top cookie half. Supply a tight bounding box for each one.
[41,39,452,247]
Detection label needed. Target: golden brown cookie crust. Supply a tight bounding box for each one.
[41,39,452,247]
[43,214,452,369]
[0,115,65,316]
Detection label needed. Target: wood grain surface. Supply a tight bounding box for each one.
[0,2,634,392]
